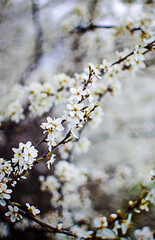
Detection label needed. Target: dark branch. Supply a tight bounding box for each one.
[70,23,114,34]
[19,0,44,85]
[32,0,43,64]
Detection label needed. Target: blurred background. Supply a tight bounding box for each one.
[0,0,155,239]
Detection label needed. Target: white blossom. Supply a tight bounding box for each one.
[0,222,9,237]
[134,45,146,61]
[5,205,21,222]
[41,117,64,134]
[12,141,38,173]
[100,59,111,72]
[0,183,12,206]
[69,86,87,102]
[145,188,155,205]
[46,153,56,169]
[89,63,102,79]
[96,228,116,238]
[134,226,154,240]
[121,213,132,234]
[66,99,85,124]
[26,203,40,215]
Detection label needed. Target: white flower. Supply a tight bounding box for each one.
[0,183,12,206]
[84,89,93,102]
[143,37,154,44]
[139,201,149,212]
[134,45,145,61]
[55,161,76,182]
[69,87,87,102]
[0,221,9,237]
[96,228,116,238]
[46,153,56,169]
[40,175,60,192]
[26,203,40,215]
[41,117,64,151]
[7,101,24,123]
[113,220,121,235]
[105,65,122,83]
[46,134,57,151]
[100,59,111,72]
[134,226,154,240]
[55,161,87,185]
[66,99,85,123]
[121,213,132,234]
[41,117,64,134]
[150,170,155,179]
[23,141,38,164]
[70,126,80,139]
[89,63,102,79]
[145,188,155,205]
[5,205,21,222]
[90,106,104,128]
[0,158,12,178]
[133,59,146,70]
[12,141,38,172]
[71,225,93,239]
[28,82,54,117]
[93,216,108,228]
[58,142,73,159]
[74,137,91,155]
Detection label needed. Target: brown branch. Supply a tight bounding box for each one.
[35,133,48,148]
[8,200,78,238]
[70,23,114,34]
[10,39,155,182]
[6,189,150,239]
[88,0,99,23]
[32,0,43,64]
[70,23,147,35]
[8,200,119,240]
[0,0,9,23]
[66,86,111,162]
[64,40,155,162]
[112,40,155,66]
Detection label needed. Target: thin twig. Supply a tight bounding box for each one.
[70,23,114,34]
[7,200,122,240]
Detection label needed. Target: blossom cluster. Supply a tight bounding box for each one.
[0,4,155,240]
[39,160,94,237]
[0,141,39,223]
[38,161,155,240]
